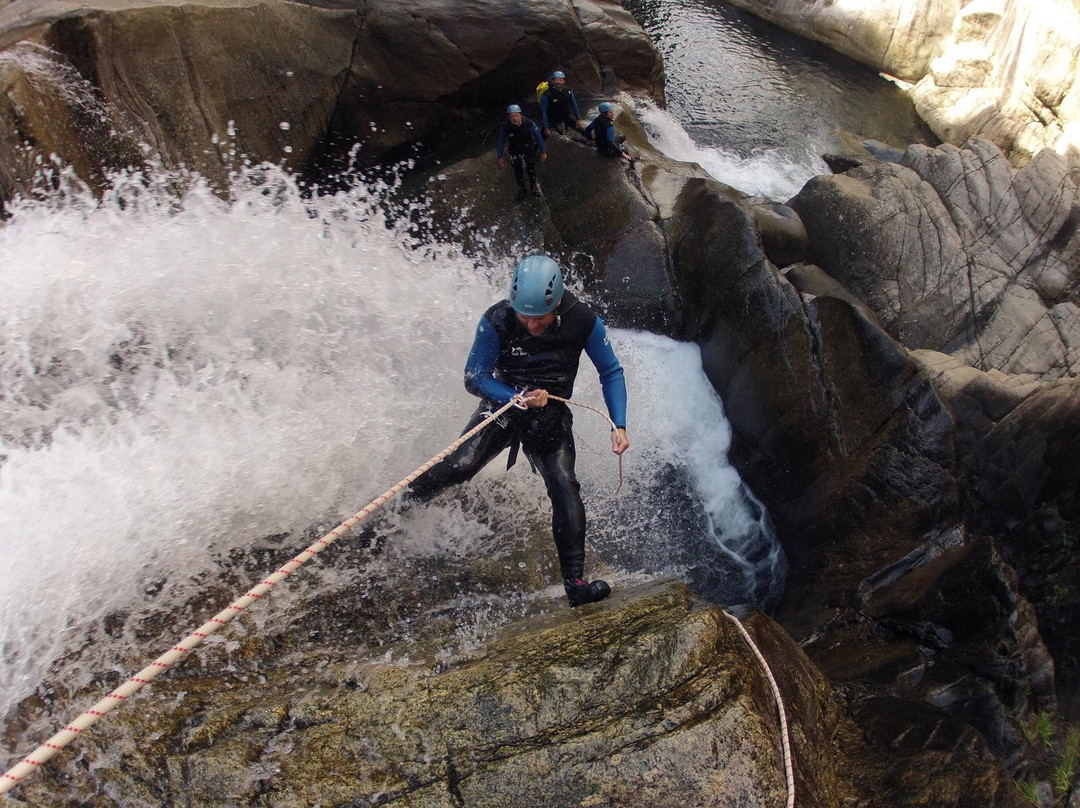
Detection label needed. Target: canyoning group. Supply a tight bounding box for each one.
[497,70,635,200]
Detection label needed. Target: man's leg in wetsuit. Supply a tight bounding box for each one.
[522,405,610,606]
[404,405,515,503]
[508,154,527,199]
[522,151,539,195]
[356,405,513,554]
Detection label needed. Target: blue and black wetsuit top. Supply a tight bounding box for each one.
[585,113,623,157]
[540,86,581,128]
[496,117,546,158]
[464,292,627,429]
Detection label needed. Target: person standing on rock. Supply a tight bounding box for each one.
[403,255,630,608]
[497,104,548,200]
[539,70,586,139]
[585,102,635,166]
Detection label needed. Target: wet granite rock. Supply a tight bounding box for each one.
[3,581,845,808]
[661,164,1074,777]
[0,0,664,201]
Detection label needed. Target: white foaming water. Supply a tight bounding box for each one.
[633,99,830,202]
[0,167,782,720]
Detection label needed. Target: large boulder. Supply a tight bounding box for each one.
[662,168,1068,769]
[0,0,664,201]
[790,138,1080,380]
[0,581,842,808]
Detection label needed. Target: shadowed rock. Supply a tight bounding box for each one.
[0,0,664,201]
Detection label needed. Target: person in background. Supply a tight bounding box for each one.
[404,255,630,608]
[585,102,635,166]
[497,104,547,200]
[539,70,586,139]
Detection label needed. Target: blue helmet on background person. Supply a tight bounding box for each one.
[598,102,615,113]
[507,104,522,114]
[509,256,564,316]
[551,70,566,80]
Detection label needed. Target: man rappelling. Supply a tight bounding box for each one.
[404,255,630,607]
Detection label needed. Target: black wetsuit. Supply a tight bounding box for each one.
[585,113,629,159]
[496,117,547,190]
[406,293,627,582]
[540,85,583,134]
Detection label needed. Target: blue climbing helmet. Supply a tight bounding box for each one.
[551,70,566,80]
[598,102,615,113]
[509,256,564,316]
[506,104,522,114]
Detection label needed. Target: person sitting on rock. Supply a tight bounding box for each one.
[539,70,586,139]
[497,104,548,200]
[585,102,635,166]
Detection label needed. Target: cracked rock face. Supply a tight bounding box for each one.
[790,138,1080,381]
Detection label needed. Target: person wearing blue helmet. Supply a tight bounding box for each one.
[405,256,629,608]
[497,103,547,200]
[539,70,586,139]
[585,102,635,166]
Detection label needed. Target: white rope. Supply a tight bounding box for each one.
[0,393,628,797]
[1,397,524,796]
[548,394,624,493]
[723,610,796,808]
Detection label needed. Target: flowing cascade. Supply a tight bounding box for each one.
[0,397,526,795]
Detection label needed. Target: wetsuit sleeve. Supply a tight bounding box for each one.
[540,93,551,128]
[496,125,506,158]
[584,119,595,140]
[568,90,581,120]
[584,318,627,429]
[464,316,518,404]
[532,122,547,153]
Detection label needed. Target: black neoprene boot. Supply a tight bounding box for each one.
[564,577,611,608]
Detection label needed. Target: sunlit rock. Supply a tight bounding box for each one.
[789,138,1080,380]
[911,0,1080,166]
[722,0,1080,167]
[718,0,961,82]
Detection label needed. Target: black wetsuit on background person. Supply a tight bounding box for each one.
[497,115,547,195]
[585,111,631,161]
[540,84,584,135]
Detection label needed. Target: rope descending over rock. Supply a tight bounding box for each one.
[723,610,796,808]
